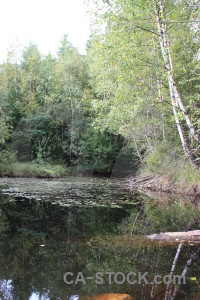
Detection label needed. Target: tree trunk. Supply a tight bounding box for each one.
[153,0,199,165]
[157,79,166,140]
[164,242,183,300]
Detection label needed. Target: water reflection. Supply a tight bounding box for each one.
[29,292,50,300]
[0,177,199,300]
[69,296,79,300]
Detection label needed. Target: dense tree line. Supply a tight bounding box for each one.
[87,0,200,169]
[0,36,125,174]
[0,0,200,176]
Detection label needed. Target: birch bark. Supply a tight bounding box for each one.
[153,0,199,164]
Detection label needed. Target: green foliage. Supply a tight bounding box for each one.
[0,108,11,166]
[0,162,66,178]
[87,0,200,169]
[121,197,200,237]
[20,43,42,115]
[0,150,15,165]
[0,36,126,175]
[144,199,200,232]
[145,141,181,174]
[0,0,200,179]
[0,110,9,145]
[80,128,124,172]
[145,141,200,186]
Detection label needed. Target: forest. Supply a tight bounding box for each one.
[0,1,200,299]
[0,0,200,188]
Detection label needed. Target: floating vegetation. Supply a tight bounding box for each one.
[0,177,135,208]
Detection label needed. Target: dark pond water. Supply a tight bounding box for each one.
[0,177,199,300]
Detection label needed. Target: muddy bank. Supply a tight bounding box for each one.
[126,175,200,200]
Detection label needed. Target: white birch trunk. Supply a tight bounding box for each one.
[164,242,183,300]
[153,0,199,164]
[157,79,166,140]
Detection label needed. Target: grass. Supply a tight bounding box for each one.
[0,162,66,178]
[142,142,200,189]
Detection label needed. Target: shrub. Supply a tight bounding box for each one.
[0,162,66,178]
[144,141,200,186]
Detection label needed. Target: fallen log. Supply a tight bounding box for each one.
[146,230,200,243]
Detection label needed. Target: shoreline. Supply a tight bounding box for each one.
[126,174,200,200]
[1,169,200,201]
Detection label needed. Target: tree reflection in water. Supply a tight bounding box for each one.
[0,178,199,299]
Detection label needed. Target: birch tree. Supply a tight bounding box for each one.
[153,0,200,164]
[87,0,200,165]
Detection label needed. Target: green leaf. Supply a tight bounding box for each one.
[190,277,197,281]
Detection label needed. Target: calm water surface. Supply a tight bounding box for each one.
[0,177,199,300]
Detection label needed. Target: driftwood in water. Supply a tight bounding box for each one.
[147,230,200,243]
